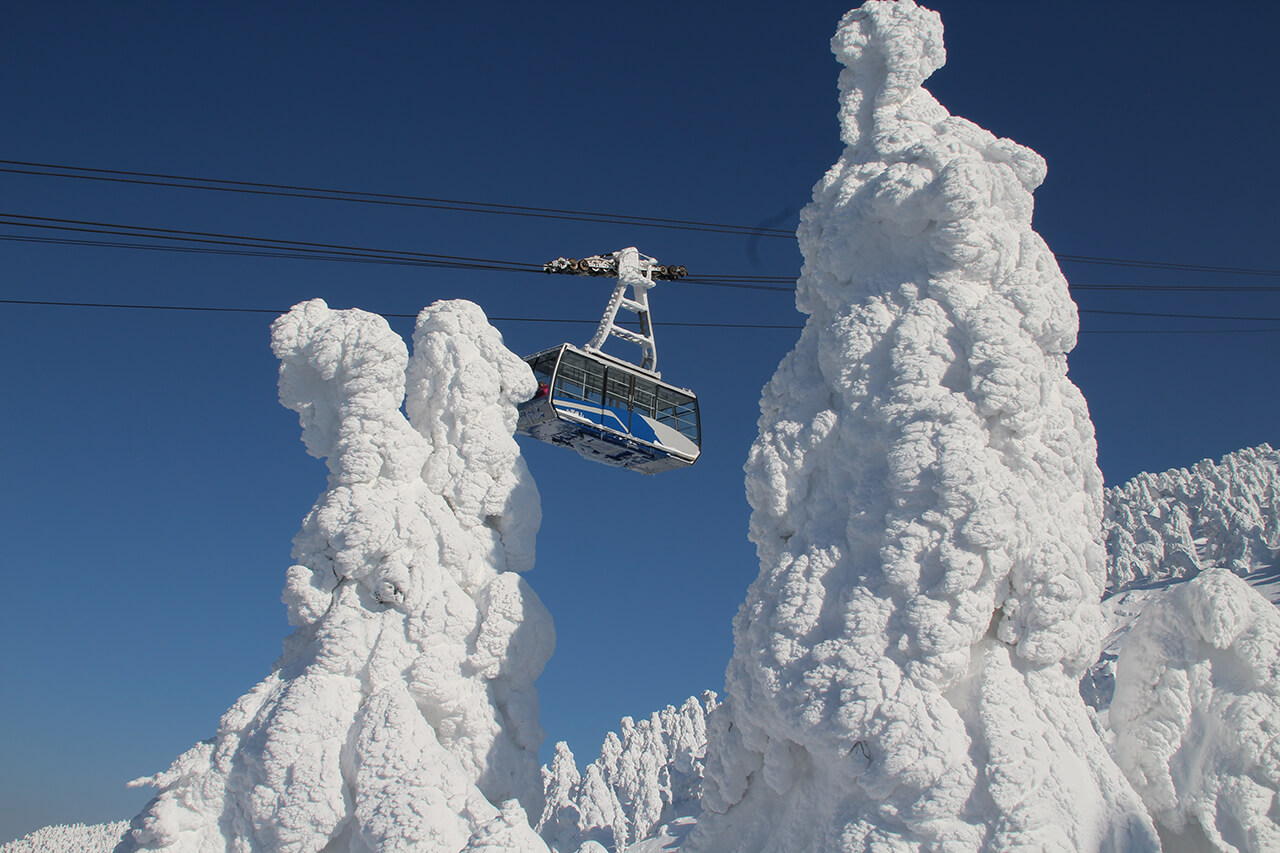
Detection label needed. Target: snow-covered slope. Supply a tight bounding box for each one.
[685,2,1155,849]
[115,299,553,853]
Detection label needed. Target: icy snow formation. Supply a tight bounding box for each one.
[118,299,554,853]
[1084,445,1280,714]
[687,2,1156,850]
[1105,444,1280,594]
[537,693,718,851]
[0,821,129,853]
[1111,569,1280,852]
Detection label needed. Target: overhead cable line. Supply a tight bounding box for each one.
[6,227,1275,297]
[0,212,542,273]
[1078,308,1280,323]
[5,298,1280,336]
[0,216,794,292]
[0,159,796,239]
[691,275,1280,293]
[1057,254,1280,278]
[0,298,801,329]
[6,211,1280,300]
[6,157,1280,281]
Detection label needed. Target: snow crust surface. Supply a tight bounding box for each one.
[117,299,553,853]
[1111,569,1280,852]
[687,2,1156,849]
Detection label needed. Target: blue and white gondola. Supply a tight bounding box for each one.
[516,343,700,474]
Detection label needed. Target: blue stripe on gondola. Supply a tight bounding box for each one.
[552,397,664,448]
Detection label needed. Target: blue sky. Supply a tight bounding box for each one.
[2,1,1278,843]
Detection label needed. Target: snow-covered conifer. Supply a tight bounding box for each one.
[537,742,584,852]
[576,764,628,851]
[1111,569,1280,852]
[1103,444,1280,593]
[1084,445,1280,715]
[117,299,553,853]
[688,2,1156,850]
[543,693,717,850]
[0,821,129,853]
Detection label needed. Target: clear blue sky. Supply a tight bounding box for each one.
[2,1,1278,843]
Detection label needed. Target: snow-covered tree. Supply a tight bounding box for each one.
[1111,569,1280,852]
[0,821,129,853]
[538,742,584,851]
[1084,445,1280,715]
[117,299,554,853]
[577,765,628,851]
[1104,444,1280,593]
[687,2,1156,849]
[538,693,718,851]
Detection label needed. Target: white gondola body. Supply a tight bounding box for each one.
[516,344,700,475]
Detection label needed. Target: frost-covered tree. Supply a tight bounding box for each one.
[538,693,718,851]
[577,765,628,851]
[1084,445,1280,714]
[1111,569,1280,852]
[117,299,554,853]
[0,821,129,853]
[1104,444,1280,593]
[538,742,584,851]
[687,2,1156,850]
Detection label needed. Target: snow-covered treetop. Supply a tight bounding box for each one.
[693,2,1153,849]
[1105,443,1280,593]
[1111,568,1280,852]
[119,299,554,853]
[537,693,719,851]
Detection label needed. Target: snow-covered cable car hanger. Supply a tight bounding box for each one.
[515,248,701,474]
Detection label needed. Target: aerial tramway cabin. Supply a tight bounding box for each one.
[516,343,700,474]
[515,247,701,474]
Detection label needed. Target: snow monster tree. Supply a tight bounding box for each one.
[689,2,1158,851]
[119,299,553,853]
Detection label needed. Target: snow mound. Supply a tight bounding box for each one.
[688,2,1155,850]
[1084,445,1280,715]
[1111,569,1280,852]
[118,299,553,852]
[0,821,128,853]
[537,693,718,851]
[1105,444,1280,594]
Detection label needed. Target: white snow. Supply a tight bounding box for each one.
[536,694,718,851]
[15,4,1280,850]
[1104,443,1280,595]
[0,821,129,853]
[1111,569,1280,852]
[1084,444,1280,718]
[114,299,553,852]
[686,1,1156,849]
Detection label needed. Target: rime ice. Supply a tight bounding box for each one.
[1105,444,1280,593]
[1084,444,1280,715]
[536,694,718,851]
[688,2,1156,850]
[1111,569,1280,852]
[118,299,553,853]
